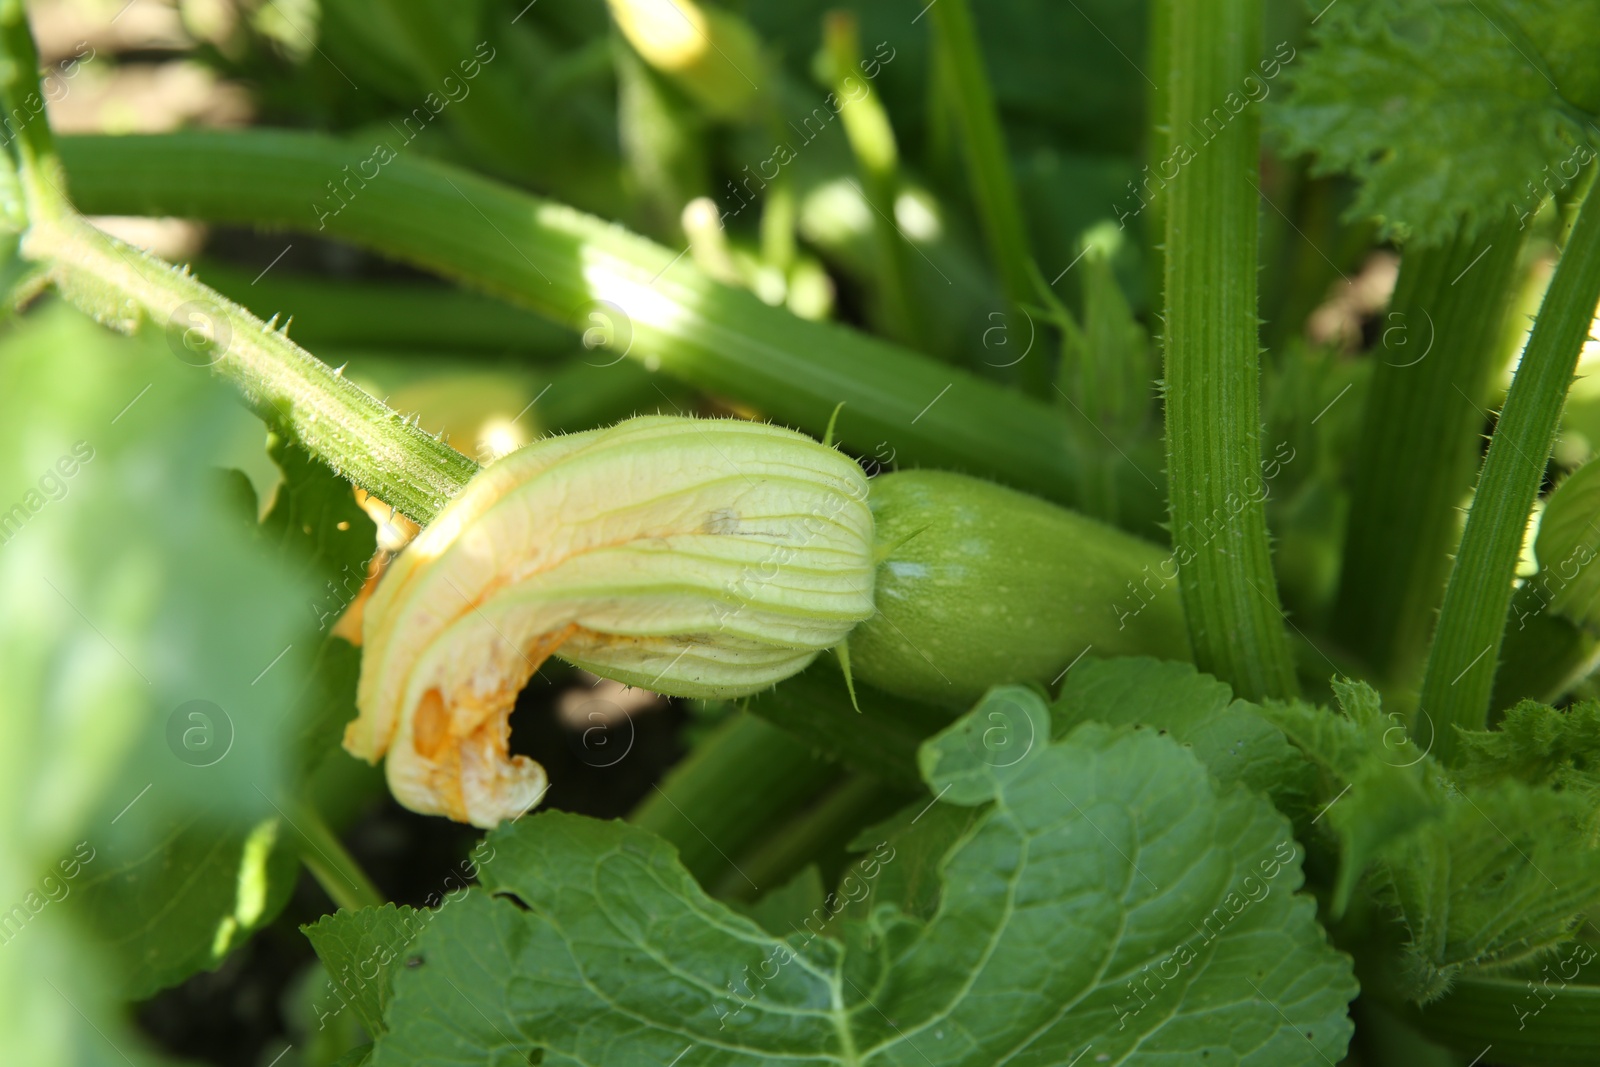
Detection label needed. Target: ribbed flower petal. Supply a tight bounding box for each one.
[345,416,874,827]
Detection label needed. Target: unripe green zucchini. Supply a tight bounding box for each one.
[849,470,1191,707]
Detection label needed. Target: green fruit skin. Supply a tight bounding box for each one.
[849,470,1191,707]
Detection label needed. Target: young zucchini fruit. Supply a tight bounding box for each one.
[345,416,1187,826]
[848,469,1190,707]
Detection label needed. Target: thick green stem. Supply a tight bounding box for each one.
[714,774,911,901]
[57,131,1095,512]
[1422,182,1600,764]
[1380,970,1600,1065]
[0,0,66,223]
[1161,0,1297,701]
[927,0,1042,392]
[198,263,577,356]
[628,712,839,890]
[1331,219,1526,680]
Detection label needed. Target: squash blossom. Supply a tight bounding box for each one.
[344,416,874,827]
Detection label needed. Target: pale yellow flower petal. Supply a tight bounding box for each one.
[346,415,874,827]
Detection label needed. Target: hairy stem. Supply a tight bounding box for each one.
[30,213,479,521]
[0,1,477,524]
[1422,181,1600,763]
[57,131,1096,513]
[1331,219,1525,680]
[1161,0,1297,700]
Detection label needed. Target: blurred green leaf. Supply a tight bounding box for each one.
[0,303,324,1049]
[71,814,301,1001]
[1456,700,1600,840]
[252,433,375,778]
[747,0,1149,156]
[67,423,380,999]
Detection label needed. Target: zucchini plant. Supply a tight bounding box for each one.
[5,0,1600,1065]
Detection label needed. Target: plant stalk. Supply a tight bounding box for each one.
[1330,219,1526,681]
[291,803,385,912]
[1161,0,1297,700]
[56,131,1098,514]
[29,213,479,522]
[1142,0,1172,300]
[1422,179,1600,763]
[198,263,577,356]
[714,773,911,901]
[0,0,66,225]
[628,711,839,890]
[927,0,1044,393]
[0,3,477,524]
[825,11,920,351]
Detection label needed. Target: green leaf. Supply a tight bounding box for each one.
[302,904,428,1040]
[1257,686,1600,1005]
[293,637,365,780]
[1052,656,1315,807]
[330,1047,375,1067]
[63,415,380,1000]
[1461,699,1600,783]
[1269,0,1600,243]
[71,814,300,1002]
[1377,777,1600,1002]
[1533,457,1600,631]
[1456,700,1600,840]
[0,306,321,1043]
[360,687,1356,1065]
[258,432,376,625]
[280,954,376,1067]
[252,433,375,777]
[1054,251,1158,524]
[1258,681,1443,915]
